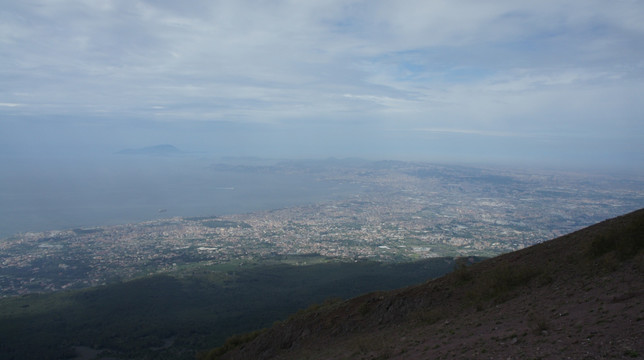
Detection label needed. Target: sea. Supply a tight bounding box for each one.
[0,155,362,238]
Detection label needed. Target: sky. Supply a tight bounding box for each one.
[1,0,643,171]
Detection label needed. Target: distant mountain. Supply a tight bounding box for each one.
[117,144,181,156]
[203,209,644,360]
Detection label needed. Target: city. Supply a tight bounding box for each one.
[1,160,642,297]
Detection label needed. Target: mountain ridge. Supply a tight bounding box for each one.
[116,144,181,156]
[204,208,644,359]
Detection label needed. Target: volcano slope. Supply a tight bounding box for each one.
[203,209,644,360]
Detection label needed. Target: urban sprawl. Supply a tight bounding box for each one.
[1,161,642,297]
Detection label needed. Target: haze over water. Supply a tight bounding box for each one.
[0,155,361,238]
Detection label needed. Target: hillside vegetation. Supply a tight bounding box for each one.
[0,256,463,359]
[204,209,644,360]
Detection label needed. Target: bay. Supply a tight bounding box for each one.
[0,155,361,238]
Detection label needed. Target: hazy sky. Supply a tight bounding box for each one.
[1,0,643,170]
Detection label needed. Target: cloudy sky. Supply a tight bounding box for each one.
[1,0,643,170]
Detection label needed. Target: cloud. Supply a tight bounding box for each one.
[1,0,643,167]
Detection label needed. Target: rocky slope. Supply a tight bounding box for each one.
[203,209,644,359]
